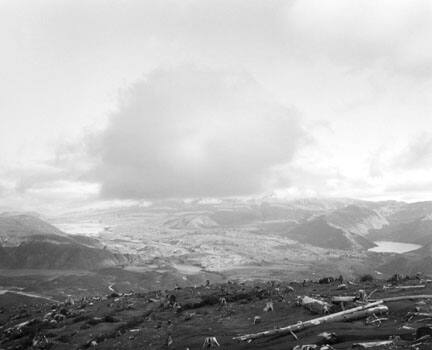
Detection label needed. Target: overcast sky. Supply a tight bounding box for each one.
[1,0,432,213]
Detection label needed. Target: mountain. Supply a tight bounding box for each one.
[369,218,432,245]
[204,200,339,227]
[0,213,130,270]
[0,241,129,270]
[385,201,432,224]
[326,205,388,236]
[164,214,218,229]
[283,216,375,250]
[0,213,67,246]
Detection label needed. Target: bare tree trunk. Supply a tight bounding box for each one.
[233,301,387,342]
[370,295,432,302]
[352,340,395,349]
[331,296,357,303]
[384,285,425,290]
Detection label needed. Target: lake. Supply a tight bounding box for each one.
[368,241,422,254]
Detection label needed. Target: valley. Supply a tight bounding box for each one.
[2,198,432,306]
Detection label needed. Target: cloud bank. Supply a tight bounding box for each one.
[89,67,306,199]
[1,0,432,212]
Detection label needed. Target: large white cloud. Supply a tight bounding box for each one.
[88,66,306,199]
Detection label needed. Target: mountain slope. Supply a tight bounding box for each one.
[0,213,66,246]
[2,278,432,350]
[0,213,131,270]
[377,241,432,275]
[164,214,218,229]
[0,241,129,270]
[369,218,432,245]
[326,205,388,236]
[385,201,432,224]
[284,216,375,250]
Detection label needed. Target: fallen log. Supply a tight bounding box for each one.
[384,285,425,290]
[407,312,432,318]
[394,285,425,289]
[331,296,356,304]
[297,296,332,314]
[233,301,387,342]
[335,326,415,342]
[370,295,432,303]
[352,340,395,349]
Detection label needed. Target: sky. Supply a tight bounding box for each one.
[1,0,432,214]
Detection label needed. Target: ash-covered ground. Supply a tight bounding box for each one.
[2,275,432,349]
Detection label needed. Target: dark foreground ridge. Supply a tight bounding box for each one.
[2,275,432,349]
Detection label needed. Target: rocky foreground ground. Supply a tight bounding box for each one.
[2,276,432,349]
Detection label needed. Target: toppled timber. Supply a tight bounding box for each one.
[297,296,332,314]
[384,285,425,290]
[407,312,432,318]
[352,340,395,349]
[395,285,425,289]
[331,296,356,304]
[370,295,432,303]
[233,301,387,342]
[407,312,432,320]
[335,326,415,343]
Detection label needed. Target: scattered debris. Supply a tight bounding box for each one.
[365,313,388,327]
[4,278,432,349]
[406,312,432,320]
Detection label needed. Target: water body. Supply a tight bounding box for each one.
[369,241,422,254]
